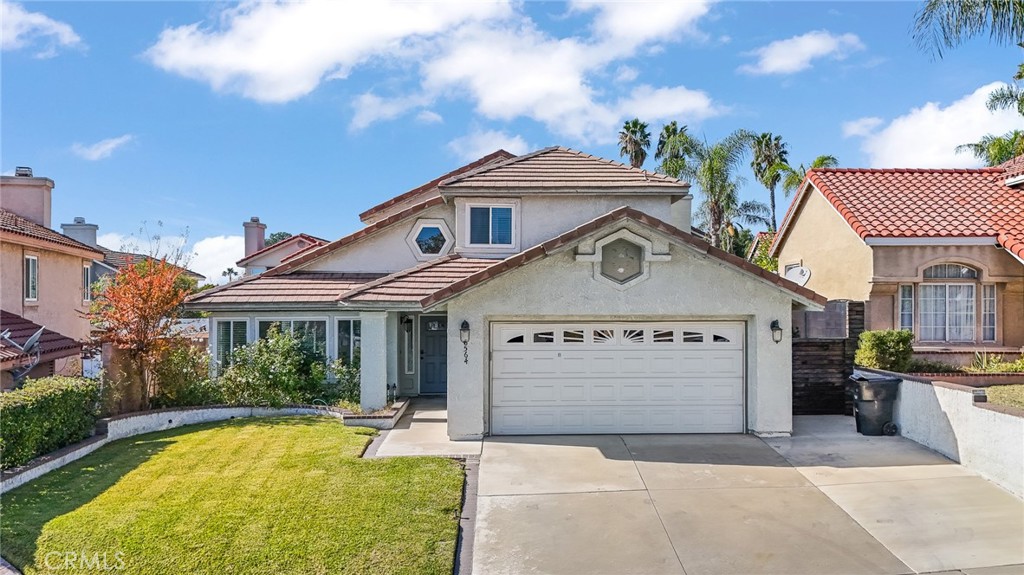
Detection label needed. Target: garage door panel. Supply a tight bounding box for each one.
[491,321,745,435]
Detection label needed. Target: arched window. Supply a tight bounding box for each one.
[900,263,995,343]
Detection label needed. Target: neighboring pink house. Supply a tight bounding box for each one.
[0,168,103,386]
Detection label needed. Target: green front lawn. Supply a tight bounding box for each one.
[1,417,464,575]
[986,384,1024,411]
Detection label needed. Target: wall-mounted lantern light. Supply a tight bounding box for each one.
[402,316,413,334]
[770,320,784,344]
[459,320,471,363]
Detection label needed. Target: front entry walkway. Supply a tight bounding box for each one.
[472,416,1024,575]
[375,397,482,458]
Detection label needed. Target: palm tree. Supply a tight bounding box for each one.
[956,130,1024,165]
[618,118,651,169]
[749,133,789,231]
[913,0,1024,57]
[770,155,840,198]
[666,129,769,249]
[987,48,1024,116]
[655,121,690,178]
[222,267,238,282]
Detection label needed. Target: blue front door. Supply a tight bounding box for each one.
[420,317,448,394]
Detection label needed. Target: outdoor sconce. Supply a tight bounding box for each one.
[459,320,471,364]
[770,320,784,344]
[401,316,413,334]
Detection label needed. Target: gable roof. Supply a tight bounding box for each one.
[0,209,103,258]
[999,154,1024,181]
[97,246,206,281]
[359,150,517,223]
[420,207,825,309]
[263,196,446,277]
[185,272,386,307]
[439,146,689,191]
[771,166,1024,263]
[337,255,497,304]
[0,309,83,368]
[236,233,327,266]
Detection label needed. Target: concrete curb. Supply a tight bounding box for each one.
[454,456,480,575]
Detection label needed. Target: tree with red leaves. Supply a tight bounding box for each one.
[90,258,191,408]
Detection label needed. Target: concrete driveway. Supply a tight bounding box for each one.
[472,417,1024,575]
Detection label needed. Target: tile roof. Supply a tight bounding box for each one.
[98,247,206,281]
[359,150,517,223]
[0,209,103,256]
[236,233,328,266]
[439,146,689,190]
[998,154,1024,180]
[338,256,498,303]
[264,196,446,277]
[421,207,825,309]
[0,309,82,367]
[771,165,1024,262]
[185,272,386,306]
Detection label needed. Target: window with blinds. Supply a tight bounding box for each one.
[216,320,248,367]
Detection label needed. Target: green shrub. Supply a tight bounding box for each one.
[0,376,100,469]
[220,325,327,407]
[150,344,223,408]
[965,353,1024,373]
[854,330,915,372]
[905,358,961,373]
[326,356,361,406]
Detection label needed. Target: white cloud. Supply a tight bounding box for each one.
[2,1,83,58]
[145,1,722,143]
[841,116,883,138]
[145,1,511,103]
[190,235,245,284]
[739,30,864,75]
[616,84,724,125]
[613,65,638,83]
[848,83,1024,168]
[71,134,134,161]
[416,110,443,124]
[96,232,129,251]
[448,129,529,162]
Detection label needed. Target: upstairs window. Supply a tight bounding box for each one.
[469,206,513,245]
[24,255,38,301]
[82,264,92,302]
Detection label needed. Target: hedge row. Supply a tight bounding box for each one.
[0,376,100,470]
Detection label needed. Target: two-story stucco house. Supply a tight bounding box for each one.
[771,158,1024,365]
[1,169,104,385]
[188,147,824,439]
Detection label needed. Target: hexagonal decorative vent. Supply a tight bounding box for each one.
[600,239,644,284]
[405,219,453,261]
[415,226,446,254]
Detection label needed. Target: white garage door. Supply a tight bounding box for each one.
[490,322,745,435]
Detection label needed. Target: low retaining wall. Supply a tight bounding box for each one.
[860,368,1024,498]
[1,400,408,495]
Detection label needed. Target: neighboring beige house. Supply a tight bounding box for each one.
[236,218,326,276]
[1,169,104,385]
[772,158,1024,365]
[188,147,824,439]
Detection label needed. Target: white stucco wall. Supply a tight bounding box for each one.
[891,376,1024,498]
[443,223,797,440]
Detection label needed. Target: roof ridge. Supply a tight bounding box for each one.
[812,167,1004,174]
[336,254,463,302]
[0,208,104,255]
[438,146,559,187]
[236,232,327,266]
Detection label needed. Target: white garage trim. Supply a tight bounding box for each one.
[489,321,746,435]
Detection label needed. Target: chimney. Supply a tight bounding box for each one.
[61,216,99,247]
[243,216,267,257]
[670,194,693,233]
[0,168,54,227]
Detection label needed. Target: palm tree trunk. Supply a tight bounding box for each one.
[769,188,777,232]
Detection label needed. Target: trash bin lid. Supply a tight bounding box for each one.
[850,371,901,384]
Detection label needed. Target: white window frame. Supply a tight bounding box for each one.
[24,255,38,302]
[214,319,249,367]
[403,317,416,374]
[256,316,330,357]
[982,284,997,343]
[918,282,976,343]
[405,219,454,261]
[336,317,362,366]
[897,284,913,332]
[463,200,519,251]
[82,264,92,302]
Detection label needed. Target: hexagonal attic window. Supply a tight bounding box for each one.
[406,219,453,261]
[416,226,446,254]
[600,238,644,284]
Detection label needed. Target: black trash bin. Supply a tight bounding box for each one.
[849,373,900,436]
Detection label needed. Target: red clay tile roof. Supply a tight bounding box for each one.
[439,146,689,191]
[420,207,825,309]
[771,166,1024,262]
[338,256,498,303]
[0,209,103,257]
[185,272,387,306]
[0,309,82,367]
[236,233,328,266]
[264,196,446,277]
[359,150,517,223]
[998,154,1024,180]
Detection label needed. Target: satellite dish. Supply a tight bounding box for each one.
[784,266,812,286]
[23,327,44,352]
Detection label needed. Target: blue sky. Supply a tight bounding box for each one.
[3,1,1021,282]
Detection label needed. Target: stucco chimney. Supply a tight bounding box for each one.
[243,216,267,257]
[0,169,54,227]
[61,216,99,247]
[670,194,693,233]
